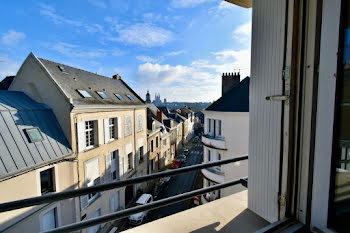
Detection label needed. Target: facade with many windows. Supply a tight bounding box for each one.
[9,53,148,232]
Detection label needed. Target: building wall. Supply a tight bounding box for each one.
[202,111,248,203]
[71,107,147,232]
[176,122,183,151]
[0,161,77,233]
[147,130,161,172]
[161,133,171,166]
[9,54,72,146]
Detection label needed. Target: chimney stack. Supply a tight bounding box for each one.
[112,74,122,80]
[222,72,240,96]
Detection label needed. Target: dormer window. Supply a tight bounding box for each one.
[114,94,124,100]
[77,90,92,98]
[126,94,134,101]
[96,91,109,99]
[25,128,44,143]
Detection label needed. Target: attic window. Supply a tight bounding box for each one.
[126,95,134,101]
[57,65,67,73]
[96,91,109,99]
[114,94,124,100]
[77,90,92,98]
[25,128,44,143]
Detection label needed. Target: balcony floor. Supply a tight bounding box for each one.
[123,190,269,233]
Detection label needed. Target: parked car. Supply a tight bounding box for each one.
[153,177,171,199]
[183,148,189,155]
[128,194,153,225]
[179,154,187,163]
[171,159,182,168]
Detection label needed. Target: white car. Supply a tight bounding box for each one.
[128,194,153,225]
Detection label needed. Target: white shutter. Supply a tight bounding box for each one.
[80,195,89,210]
[97,120,103,145]
[124,154,128,172]
[119,152,124,177]
[117,117,122,139]
[77,122,86,152]
[42,208,56,231]
[85,158,100,187]
[105,154,112,182]
[104,118,109,143]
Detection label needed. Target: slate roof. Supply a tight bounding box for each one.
[37,56,144,106]
[0,91,72,179]
[206,77,249,112]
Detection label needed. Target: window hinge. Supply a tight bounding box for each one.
[282,66,290,80]
[278,194,286,206]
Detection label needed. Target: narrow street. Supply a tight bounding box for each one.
[145,141,203,222]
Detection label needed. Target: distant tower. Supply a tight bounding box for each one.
[164,98,167,104]
[146,90,151,103]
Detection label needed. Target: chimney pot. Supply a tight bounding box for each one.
[112,74,122,80]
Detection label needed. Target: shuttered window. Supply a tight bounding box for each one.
[124,115,132,137]
[137,114,143,132]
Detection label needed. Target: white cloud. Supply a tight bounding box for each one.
[232,21,251,43]
[110,23,173,47]
[170,0,215,8]
[166,50,187,56]
[1,30,26,46]
[111,48,124,56]
[136,56,159,63]
[39,3,82,27]
[50,42,106,58]
[0,55,19,79]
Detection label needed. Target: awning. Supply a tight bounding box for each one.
[224,0,252,8]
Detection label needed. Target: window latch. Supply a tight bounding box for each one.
[265,95,289,101]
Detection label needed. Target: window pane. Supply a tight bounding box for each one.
[42,208,57,230]
[40,168,54,194]
[114,93,124,100]
[26,128,43,143]
[96,91,109,99]
[77,90,92,98]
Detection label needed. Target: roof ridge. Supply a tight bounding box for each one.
[38,57,113,81]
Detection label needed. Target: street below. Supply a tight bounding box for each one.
[145,141,203,223]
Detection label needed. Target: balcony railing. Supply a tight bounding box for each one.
[0,155,248,233]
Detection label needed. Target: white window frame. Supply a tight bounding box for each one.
[85,120,97,149]
[108,118,117,141]
[36,165,59,196]
[39,203,61,232]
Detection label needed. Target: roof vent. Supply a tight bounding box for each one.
[112,74,122,80]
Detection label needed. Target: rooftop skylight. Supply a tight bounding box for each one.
[114,93,124,100]
[126,94,134,101]
[25,128,44,143]
[96,91,109,99]
[57,65,67,73]
[77,90,92,98]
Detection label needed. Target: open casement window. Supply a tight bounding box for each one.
[124,115,132,137]
[40,168,55,195]
[110,191,120,212]
[137,114,143,132]
[40,206,59,231]
[80,158,100,210]
[77,120,97,152]
[119,152,124,178]
[104,117,120,143]
[105,150,119,182]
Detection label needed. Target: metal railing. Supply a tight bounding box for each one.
[0,155,248,233]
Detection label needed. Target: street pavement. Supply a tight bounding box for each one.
[145,141,203,223]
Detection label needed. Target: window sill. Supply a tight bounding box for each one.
[83,145,98,152]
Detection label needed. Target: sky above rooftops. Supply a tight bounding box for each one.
[0,0,251,102]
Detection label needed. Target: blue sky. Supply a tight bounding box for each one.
[0,0,251,102]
